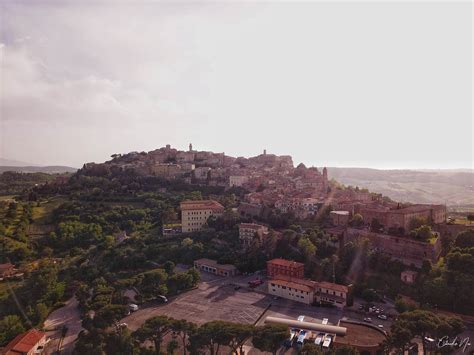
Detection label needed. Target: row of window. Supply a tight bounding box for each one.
[270,283,309,295]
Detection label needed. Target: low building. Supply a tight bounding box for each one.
[315,281,349,308]
[194,258,237,277]
[238,223,269,247]
[267,258,305,279]
[330,211,350,226]
[180,200,224,233]
[267,275,349,308]
[237,203,263,219]
[2,329,47,355]
[268,277,316,305]
[401,270,418,284]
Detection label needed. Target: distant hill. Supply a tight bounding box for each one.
[0,158,40,167]
[327,167,474,207]
[0,166,77,174]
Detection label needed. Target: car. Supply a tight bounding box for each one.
[314,333,325,346]
[157,295,168,303]
[118,323,128,328]
[378,314,387,320]
[297,315,305,322]
[296,330,307,349]
[129,304,139,312]
[378,324,384,329]
[322,318,328,325]
[363,317,372,323]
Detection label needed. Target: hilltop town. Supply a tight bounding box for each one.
[0,144,473,355]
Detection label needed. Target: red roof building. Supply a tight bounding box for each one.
[2,329,47,355]
[267,258,305,279]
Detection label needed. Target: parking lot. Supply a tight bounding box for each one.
[121,268,394,334]
[123,274,271,331]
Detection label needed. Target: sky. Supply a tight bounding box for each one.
[0,0,472,169]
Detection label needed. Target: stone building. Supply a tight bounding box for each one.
[180,200,224,233]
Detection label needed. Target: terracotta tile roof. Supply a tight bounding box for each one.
[180,200,224,211]
[267,258,304,268]
[317,281,349,294]
[3,329,46,355]
[269,278,314,293]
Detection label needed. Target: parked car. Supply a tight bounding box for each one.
[363,317,372,323]
[297,315,305,322]
[129,304,139,312]
[322,318,328,325]
[378,324,384,329]
[377,314,387,320]
[157,295,168,303]
[118,323,128,328]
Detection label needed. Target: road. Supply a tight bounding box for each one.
[43,297,83,355]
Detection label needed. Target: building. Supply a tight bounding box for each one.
[314,281,349,308]
[401,270,418,284]
[0,263,16,280]
[238,223,269,247]
[2,329,47,355]
[330,211,350,226]
[267,258,305,279]
[193,258,237,277]
[344,227,442,267]
[268,277,316,305]
[229,175,248,187]
[267,275,349,308]
[180,200,224,233]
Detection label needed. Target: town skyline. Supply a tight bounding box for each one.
[1,1,472,169]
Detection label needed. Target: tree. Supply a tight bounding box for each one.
[454,229,474,249]
[334,346,360,355]
[167,339,179,354]
[0,315,25,346]
[297,237,316,263]
[164,261,176,275]
[133,315,171,352]
[467,214,474,223]
[409,216,428,231]
[383,318,413,355]
[301,343,324,355]
[226,323,253,355]
[370,218,382,232]
[252,324,288,355]
[188,321,234,355]
[170,319,196,355]
[349,214,364,228]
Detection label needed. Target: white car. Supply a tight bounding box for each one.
[378,324,384,329]
[322,318,328,325]
[129,304,139,312]
[297,315,305,322]
[377,314,387,320]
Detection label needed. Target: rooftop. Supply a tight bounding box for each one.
[180,200,224,211]
[194,258,236,271]
[3,329,46,355]
[267,258,304,268]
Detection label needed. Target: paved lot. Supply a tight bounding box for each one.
[123,274,271,331]
[122,270,393,333]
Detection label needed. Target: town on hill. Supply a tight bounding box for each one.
[0,144,473,355]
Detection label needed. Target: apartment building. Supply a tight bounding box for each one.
[315,281,349,308]
[180,200,224,233]
[239,223,269,247]
[267,258,305,279]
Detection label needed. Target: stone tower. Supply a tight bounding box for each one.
[189,143,193,152]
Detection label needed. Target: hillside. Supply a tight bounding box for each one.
[0,165,77,174]
[327,167,474,207]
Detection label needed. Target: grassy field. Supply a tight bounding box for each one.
[32,197,67,225]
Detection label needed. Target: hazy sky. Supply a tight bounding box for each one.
[0,1,472,169]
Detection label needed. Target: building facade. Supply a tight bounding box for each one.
[239,223,269,247]
[194,258,237,277]
[180,200,224,233]
[267,258,305,279]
